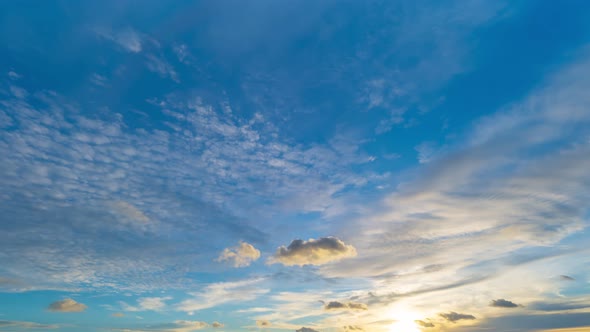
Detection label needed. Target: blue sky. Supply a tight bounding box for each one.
[1,1,590,331]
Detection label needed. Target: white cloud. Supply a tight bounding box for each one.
[120,297,171,312]
[217,242,261,267]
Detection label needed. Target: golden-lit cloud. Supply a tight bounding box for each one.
[217,242,261,267]
[47,298,87,312]
[256,320,271,328]
[269,237,356,266]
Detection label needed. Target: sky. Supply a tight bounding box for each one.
[1,1,590,331]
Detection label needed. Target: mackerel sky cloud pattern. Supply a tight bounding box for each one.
[1,1,590,332]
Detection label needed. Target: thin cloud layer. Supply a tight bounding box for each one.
[47,299,87,312]
[217,242,261,268]
[270,237,357,266]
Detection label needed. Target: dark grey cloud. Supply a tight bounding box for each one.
[491,299,519,308]
[296,328,320,332]
[324,301,367,311]
[415,320,435,328]
[47,298,87,312]
[270,237,356,266]
[561,275,575,281]
[439,312,476,323]
[256,320,271,328]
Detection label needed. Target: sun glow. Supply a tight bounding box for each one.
[389,310,422,332]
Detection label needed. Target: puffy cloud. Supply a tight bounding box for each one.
[344,326,364,331]
[217,242,261,267]
[439,312,476,323]
[491,299,519,308]
[415,320,435,328]
[257,320,271,327]
[324,301,367,311]
[211,321,224,328]
[296,328,320,332]
[47,298,87,312]
[269,237,356,266]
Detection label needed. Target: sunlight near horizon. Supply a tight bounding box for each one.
[389,310,422,332]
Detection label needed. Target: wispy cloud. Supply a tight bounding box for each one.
[177,278,269,313]
[95,27,143,53]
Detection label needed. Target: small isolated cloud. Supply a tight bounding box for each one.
[7,71,21,80]
[324,301,367,311]
[344,326,364,331]
[212,321,224,328]
[47,298,87,312]
[270,237,357,266]
[173,44,191,64]
[217,242,261,267]
[96,27,142,53]
[491,299,519,308]
[256,320,271,328]
[561,275,576,281]
[415,320,435,328]
[296,328,320,332]
[439,312,476,323]
[90,73,108,87]
[112,312,125,317]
